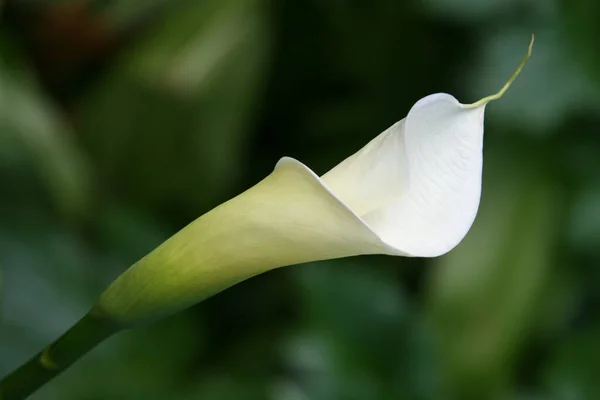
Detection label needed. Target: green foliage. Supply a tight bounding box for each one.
[427,155,562,398]
[0,58,90,217]
[80,0,269,211]
[1,0,600,399]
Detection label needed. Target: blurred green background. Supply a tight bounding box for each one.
[1,0,600,399]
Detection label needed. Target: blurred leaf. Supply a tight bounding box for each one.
[295,259,409,364]
[0,61,91,217]
[279,321,439,400]
[280,330,387,400]
[99,0,170,29]
[422,0,518,21]
[284,259,438,400]
[93,203,170,262]
[542,326,600,400]
[422,0,558,22]
[426,156,563,398]
[567,185,600,255]
[179,373,267,400]
[0,222,96,376]
[80,0,270,212]
[563,0,600,89]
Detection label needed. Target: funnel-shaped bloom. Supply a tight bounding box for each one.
[96,37,534,326]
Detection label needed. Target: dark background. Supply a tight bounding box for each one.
[1,0,600,399]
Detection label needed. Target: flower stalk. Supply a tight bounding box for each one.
[0,313,121,400]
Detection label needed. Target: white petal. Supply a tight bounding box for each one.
[320,119,407,217]
[321,94,487,257]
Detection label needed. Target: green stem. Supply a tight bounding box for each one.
[0,312,122,400]
[463,33,534,109]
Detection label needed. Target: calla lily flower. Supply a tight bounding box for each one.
[96,36,534,326]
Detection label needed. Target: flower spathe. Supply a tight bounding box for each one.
[96,36,534,326]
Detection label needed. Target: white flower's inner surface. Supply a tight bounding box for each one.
[321,120,407,216]
[315,94,486,257]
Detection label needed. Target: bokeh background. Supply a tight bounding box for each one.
[1,0,600,399]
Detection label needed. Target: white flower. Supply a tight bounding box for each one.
[96,36,534,326]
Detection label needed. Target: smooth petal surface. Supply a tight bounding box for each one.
[322,95,486,257]
[317,34,534,256]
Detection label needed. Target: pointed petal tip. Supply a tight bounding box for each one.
[463,33,535,109]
